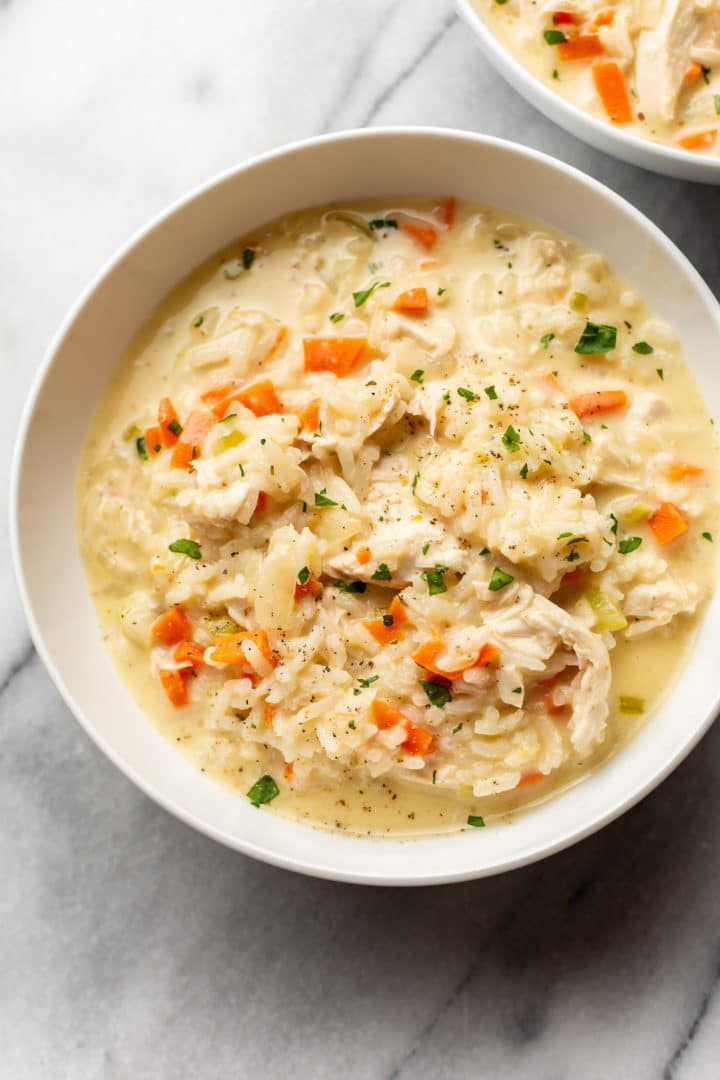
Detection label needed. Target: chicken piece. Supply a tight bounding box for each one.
[323,478,471,585]
[183,309,284,372]
[623,574,701,636]
[635,0,716,124]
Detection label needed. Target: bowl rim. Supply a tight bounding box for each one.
[455,0,720,179]
[10,125,720,885]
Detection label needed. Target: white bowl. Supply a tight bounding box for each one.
[11,128,720,885]
[456,0,720,185]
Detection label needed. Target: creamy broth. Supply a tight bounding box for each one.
[79,199,719,837]
[478,0,720,156]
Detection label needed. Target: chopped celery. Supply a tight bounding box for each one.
[122,422,140,441]
[203,615,239,636]
[619,695,645,715]
[570,291,588,312]
[584,584,627,632]
[621,503,651,524]
[216,430,245,453]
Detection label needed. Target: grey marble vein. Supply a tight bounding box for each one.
[4,0,720,1077]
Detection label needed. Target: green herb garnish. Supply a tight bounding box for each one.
[353,281,390,307]
[618,536,642,555]
[502,424,521,452]
[242,248,255,270]
[297,566,310,585]
[246,774,279,807]
[488,567,514,591]
[314,489,338,507]
[575,321,617,354]
[467,815,485,828]
[421,565,449,596]
[421,680,452,708]
[372,563,392,582]
[168,538,202,560]
[329,312,344,323]
[410,369,424,383]
[632,341,653,355]
[540,332,555,348]
[457,387,476,401]
[368,218,398,231]
[484,385,498,400]
[136,436,148,461]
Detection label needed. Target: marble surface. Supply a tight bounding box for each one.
[3,0,720,1076]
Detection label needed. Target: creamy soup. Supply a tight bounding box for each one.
[479,0,720,155]
[78,199,719,837]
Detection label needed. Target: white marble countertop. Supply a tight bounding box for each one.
[3,1,720,1076]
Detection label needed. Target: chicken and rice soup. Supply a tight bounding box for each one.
[478,0,720,155]
[79,199,719,835]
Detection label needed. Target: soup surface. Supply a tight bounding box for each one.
[79,198,719,836]
[478,0,720,155]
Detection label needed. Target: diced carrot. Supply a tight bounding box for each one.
[517,771,545,788]
[678,129,717,151]
[400,220,438,251]
[152,605,192,646]
[297,398,322,432]
[401,722,435,756]
[234,379,283,419]
[264,702,276,727]
[170,409,215,468]
[254,491,268,514]
[158,398,182,447]
[159,668,188,707]
[294,576,323,601]
[684,61,703,83]
[283,761,294,780]
[476,643,501,668]
[413,638,497,678]
[303,337,370,376]
[648,501,688,545]
[589,8,615,29]
[201,381,237,407]
[553,11,576,23]
[569,390,627,419]
[561,566,585,587]
[436,196,456,227]
[545,692,569,716]
[211,628,276,669]
[356,546,372,565]
[667,462,703,481]
[558,35,604,61]
[592,60,633,124]
[393,287,429,314]
[371,698,406,730]
[363,596,408,647]
[145,426,163,457]
[173,640,205,669]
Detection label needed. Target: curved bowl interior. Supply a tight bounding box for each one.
[11,128,720,884]
[456,0,720,186]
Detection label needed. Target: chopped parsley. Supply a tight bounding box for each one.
[368,218,398,231]
[479,547,490,556]
[432,770,437,784]
[372,563,392,582]
[329,312,344,323]
[657,369,665,380]
[358,675,379,688]
[452,723,463,734]
[168,538,202,560]
[583,430,592,443]
[543,29,567,44]
[702,65,712,85]
[382,614,394,627]
[618,536,642,555]
[336,580,367,593]
[411,471,420,495]
[242,247,256,270]
[422,542,430,555]
[219,412,237,423]
[632,341,653,355]
[488,567,514,592]
[410,369,424,383]
[348,719,356,728]
[297,566,310,585]
[575,321,617,354]
[502,424,521,452]
[703,531,714,542]
[512,687,522,694]
[193,314,204,328]
[238,463,245,476]
[484,385,498,400]
[136,436,148,461]
[442,389,451,404]
[610,512,618,535]
[715,94,720,116]
[167,418,182,436]
[467,815,485,828]
[552,68,559,79]
[421,680,452,708]
[566,550,581,562]
[457,387,476,401]
[519,462,529,479]
[540,332,555,348]
[421,565,449,595]
[437,287,446,296]
[314,489,338,507]
[246,774,279,807]
[353,281,390,307]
